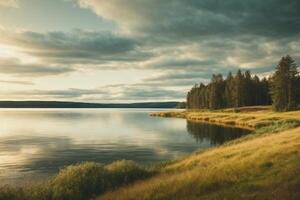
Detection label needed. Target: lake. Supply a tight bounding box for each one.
[0,109,251,184]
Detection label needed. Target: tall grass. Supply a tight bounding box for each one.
[0,160,153,200]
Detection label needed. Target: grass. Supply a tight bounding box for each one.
[150,106,300,129]
[0,160,153,200]
[1,106,300,200]
[98,127,300,200]
[96,107,300,200]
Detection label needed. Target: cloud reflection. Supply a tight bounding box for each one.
[0,109,250,184]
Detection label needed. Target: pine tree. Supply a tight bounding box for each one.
[225,72,234,108]
[244,70,253,106]
[209,74,225,109]
[185,58,295,110]
[296,76,300,105]
[260,77,271,105]
[288,56,298,109]
[271,55,298,111]
[199,83,206,108]
[252,75,260,105]
[233,70,245,108]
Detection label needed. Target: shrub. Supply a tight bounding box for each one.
[105,160,152,188]
[51,162,108,200]
[0,161,153,200]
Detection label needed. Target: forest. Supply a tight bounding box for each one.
[187,55,300,112]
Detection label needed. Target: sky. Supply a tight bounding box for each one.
[0,0,299,102]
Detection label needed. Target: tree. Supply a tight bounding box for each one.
[233,70,245,107]
[225,72,234,108]
[185,60,292,111]
[260,77,272,105]
[244,70,253,106]
[296,76,300,105]
[209,74,225,109]
[271,55,298,111]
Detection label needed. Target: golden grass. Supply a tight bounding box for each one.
[98,127,300,200]
[0,160,153,200]
[150,106,300,129]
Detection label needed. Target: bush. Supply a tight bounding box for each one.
[51,162,108,200]
[0,160,153,200]
[105,160,153,188]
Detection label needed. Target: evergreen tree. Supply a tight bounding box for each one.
[209,74,224,109]
[261,77,272,105]
[271,55,298,111]
[199,83,206,108]
[225,72,234,108]
[244,70,253,106]
[252,75,261,105]
[233,70,245,107]
[288,56,299,109]
[296,76,300,105]
[186,56,298,111]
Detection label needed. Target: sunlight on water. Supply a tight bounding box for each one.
[0,109,250,184]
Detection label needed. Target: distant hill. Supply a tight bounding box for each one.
[0,101,179,108]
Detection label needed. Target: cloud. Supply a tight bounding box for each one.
[25,1,296,83]
[0,80,34,85]
[120,87,184,100]
[142,72,211,87]
[0,84,185,102]
[1,3,299,77]
[2,88,107,99]
[0,0,18,8]
[75,0,300,83]
[144,57,218,70]
[0,58,74,76]
[1,1,300,102]
[0,30,150,64]
[78,0,300,40]
[0,29,154,77]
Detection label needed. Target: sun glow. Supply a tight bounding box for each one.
[0,45,15,58]
[0,45,38,63]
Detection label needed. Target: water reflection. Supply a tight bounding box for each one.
[187,121,251,145]
[0,109,251,184]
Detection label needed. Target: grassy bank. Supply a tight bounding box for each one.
[1,107,300,200]
[98,127,300,200]
[150,106,300,129]
[97,107,300,200]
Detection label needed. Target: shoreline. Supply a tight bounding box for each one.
[150,106,300,130]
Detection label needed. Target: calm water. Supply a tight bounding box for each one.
[0,109,250,184]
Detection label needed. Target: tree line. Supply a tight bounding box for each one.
[187,55,300,112]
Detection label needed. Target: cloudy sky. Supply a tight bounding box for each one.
[0,0,299,102]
